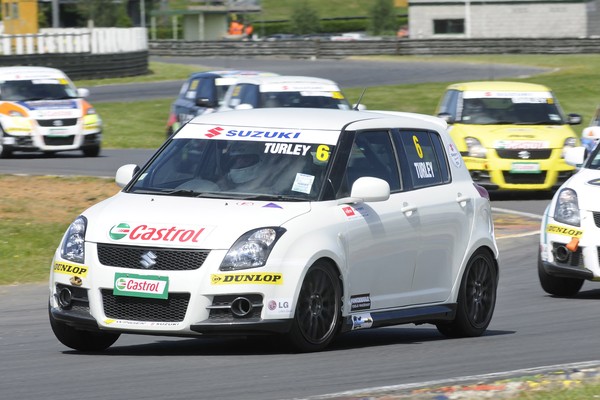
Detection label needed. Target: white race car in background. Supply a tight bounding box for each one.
[539,128,600,296]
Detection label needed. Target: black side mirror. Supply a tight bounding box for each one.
[437,112,455,124]
[196,97,218,108]
[567,113,582,125]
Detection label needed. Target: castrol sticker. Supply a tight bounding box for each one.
[108,222,210,245]
[113,273,169,299]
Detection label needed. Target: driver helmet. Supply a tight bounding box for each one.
[227,142,264,184]
[465,99,484,114]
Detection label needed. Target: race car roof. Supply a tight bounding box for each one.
[184,107,447,134]
[446,81,552,92]
[0,66,68,81]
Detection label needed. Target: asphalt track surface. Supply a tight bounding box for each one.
[85,56,548,103]
[2,58,596,399]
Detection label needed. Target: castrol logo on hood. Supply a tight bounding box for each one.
[108,222,212,245]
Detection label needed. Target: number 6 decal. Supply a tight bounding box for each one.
[413,135,423,159]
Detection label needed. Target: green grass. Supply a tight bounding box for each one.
[255,0,405,21]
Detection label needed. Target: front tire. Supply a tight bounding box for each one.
[537,254,583,297]
[82,144,101,157]
[49,305,119,351]
[437,249,497,338]
[0,128,13,158]
[287,261,341,352]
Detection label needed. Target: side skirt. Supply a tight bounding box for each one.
[341,304,457,333]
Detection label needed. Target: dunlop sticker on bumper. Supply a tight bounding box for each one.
[53,261,89,277]
[546,224,583,238]
[211,273,283,285]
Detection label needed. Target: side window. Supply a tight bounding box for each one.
[337,130,400,197]
[231,84,258,107]
[395,130,449,189]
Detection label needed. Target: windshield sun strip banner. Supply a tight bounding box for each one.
[176,125,340,145]
[463,90,552,99]
[260,83,340,92]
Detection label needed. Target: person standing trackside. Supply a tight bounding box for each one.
[244,23,254,40]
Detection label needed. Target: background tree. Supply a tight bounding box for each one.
[76,0,132,27]
[289,1,320,35]
[368,0,397,35]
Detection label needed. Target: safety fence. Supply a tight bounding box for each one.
[0,27,148,56]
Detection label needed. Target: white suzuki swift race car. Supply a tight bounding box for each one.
[49,108,499,352]
[539,135,600,296]
[0,66,102,158]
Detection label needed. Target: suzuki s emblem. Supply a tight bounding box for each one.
[518,150,531,159]
[140,251,157,269]
[52,120,63,127]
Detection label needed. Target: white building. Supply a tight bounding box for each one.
[408,0,600,39]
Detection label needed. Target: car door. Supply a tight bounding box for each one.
[394,129,475,304]
[341,130,421,310]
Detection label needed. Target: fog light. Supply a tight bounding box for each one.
[57,287,73,308]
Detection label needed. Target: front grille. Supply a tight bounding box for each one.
[97,243,209,271]
[37,118,78,127]
[44,136,75,146]
[101,289,189,322]
[495,149,552,160]
[593,212,600,228]
[503,171,547,184]
[208,294,263,322]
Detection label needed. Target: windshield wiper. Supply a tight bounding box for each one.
[515,121,562,125]
[242,194,306,202]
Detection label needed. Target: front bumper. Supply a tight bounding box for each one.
[49,244,298,337]
[465,152,575,191]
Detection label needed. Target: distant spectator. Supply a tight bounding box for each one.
[228,20,244,36]
[397,25,409,38]
[244,23,254,40]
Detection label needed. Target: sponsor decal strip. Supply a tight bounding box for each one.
[54,261,89,277]
[176,125,339,145]
[211,273,283,285]
[113,273,169,299]
[546,224,583,238]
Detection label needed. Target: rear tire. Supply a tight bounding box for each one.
[49,305,119,351]
[537,254,583,297]
[287,261,341,352]
[437,249,497,338]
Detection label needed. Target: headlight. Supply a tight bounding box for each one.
[220,227,286,270]
[562,137,577,158]
[554,188,580,226]
[465,137,487,158]
[60,216,87,263]
[9,110,26,117]
[86,107,97,115]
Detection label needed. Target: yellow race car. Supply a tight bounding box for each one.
[436,81,581,191]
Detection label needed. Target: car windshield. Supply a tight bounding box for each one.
[260,91,351,109]
[459,96,566,125]
[0,79,78,101]
[128,138,335,201]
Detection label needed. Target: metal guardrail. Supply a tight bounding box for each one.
[148,37,600,58]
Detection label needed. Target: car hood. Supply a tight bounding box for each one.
[83,192,311,249]
[562,168,600,211]
[452,124,576,149]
